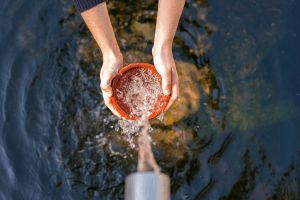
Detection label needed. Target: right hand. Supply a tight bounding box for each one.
[153,47,179,112]
[100,53,124,119]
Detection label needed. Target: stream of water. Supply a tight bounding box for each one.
[116,67,163,173]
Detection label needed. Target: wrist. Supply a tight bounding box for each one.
[102,49,123,63]
[152,42,172,58]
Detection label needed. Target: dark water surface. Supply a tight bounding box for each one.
[0,0,299,199]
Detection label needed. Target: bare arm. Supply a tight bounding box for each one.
[154,0,185,52]
[153,0,185,111]
[80,0,185,116]
[81,3,124,118]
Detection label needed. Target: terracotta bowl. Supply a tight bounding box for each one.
[111,63,170,120]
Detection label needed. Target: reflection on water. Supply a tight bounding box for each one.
[0,0,299,199]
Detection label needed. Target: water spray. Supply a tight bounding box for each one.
[112,63,171,199]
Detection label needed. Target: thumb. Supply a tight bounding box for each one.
[100,74,114,97]
[161,71,171,96]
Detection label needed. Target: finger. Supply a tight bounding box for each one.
[102,90,123,118]
[161,70,172,96]
[100,74,114,97]
[165,84,179,111]
[165,73,179,111]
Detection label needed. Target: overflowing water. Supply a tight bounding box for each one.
[115,67,165,118]
[119,114,161,173]
[117,67,163,173]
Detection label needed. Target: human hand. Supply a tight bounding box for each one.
[100,53,124,119]
[80,2,125,118]
[152,0,184,112]
[153,48,179,111]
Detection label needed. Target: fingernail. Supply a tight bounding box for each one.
[164,90,170,96]
[106,91,112,97]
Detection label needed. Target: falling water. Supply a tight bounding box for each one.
[117,67,163,173]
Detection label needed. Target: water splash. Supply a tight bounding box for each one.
[117,67,163,173]
[137,114,160,173]
[115,67,164,118]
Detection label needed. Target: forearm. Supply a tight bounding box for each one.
[153,0,185,54]
[81,3,122,60]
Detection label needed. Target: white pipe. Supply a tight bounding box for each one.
[125,172,170,200]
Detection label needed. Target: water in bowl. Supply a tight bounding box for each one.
[115,67,165,118]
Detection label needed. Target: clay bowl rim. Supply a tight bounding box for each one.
[111,62,170,120]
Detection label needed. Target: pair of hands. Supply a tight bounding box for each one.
[100,49,179,119]
[80,0,185,119]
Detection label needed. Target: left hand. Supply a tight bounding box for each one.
[153,48,179,111]
[100,53,124,119]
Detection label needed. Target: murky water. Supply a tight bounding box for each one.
[0,0,299,199]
